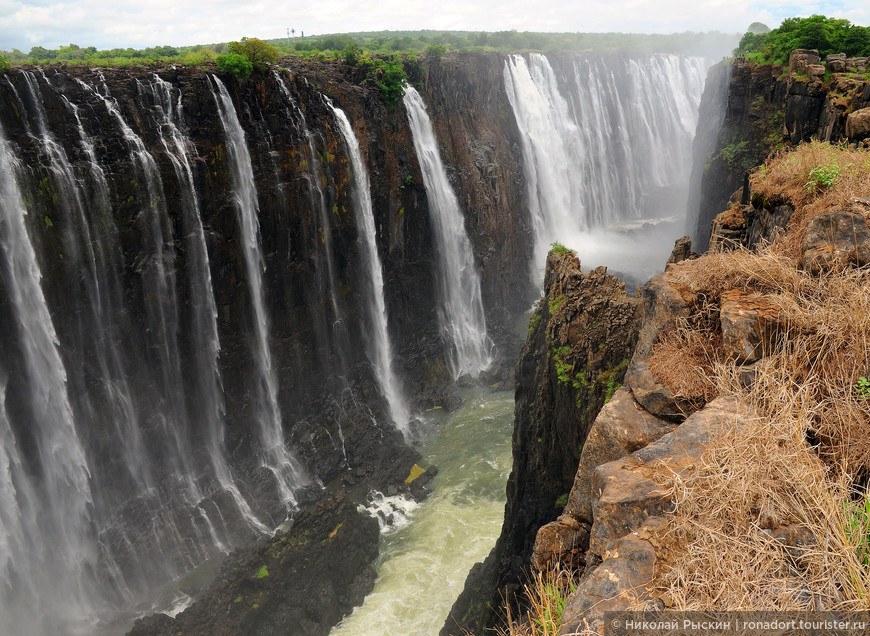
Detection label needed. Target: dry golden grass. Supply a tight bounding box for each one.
[653,361,870,611]
[643,143,870,612]
[665,246,870,472]
[647,322,722,410]
[750,141,870,258]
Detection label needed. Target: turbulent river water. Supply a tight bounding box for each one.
[331,387,514,635]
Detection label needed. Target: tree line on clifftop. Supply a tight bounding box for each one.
[737,15,870,64]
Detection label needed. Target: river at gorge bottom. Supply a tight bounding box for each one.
[331,387,514,635]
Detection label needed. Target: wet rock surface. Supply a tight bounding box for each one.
[129,495,379,636]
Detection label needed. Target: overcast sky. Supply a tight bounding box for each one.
[1,0,868,52]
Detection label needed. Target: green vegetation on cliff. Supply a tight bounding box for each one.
[736,15,870,63]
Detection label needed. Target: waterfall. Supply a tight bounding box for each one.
[272,71,352,381]
[325,100,410,435]
[0,121,98,635]
[141,74,269,535]
[403,86,492,379]
[73,73,194,479]
[210,76,308,506]
[503,53,709,275]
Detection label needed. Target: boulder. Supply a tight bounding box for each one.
[719,290,781,363]
[665,236,698,266]
[530,515,590,572]
[789,49,820,75]
[625,270,699,421]
[709,205,747,251]
[587,397,741,561]
[825,53,847,74]
[564,388,675,524]
[745,203,793,249]
[807,64,826,81]
[630,271,697,363]
[559,531,659,636]
[846,107,870,142]
[800,210,870,274]
[626,360,696,422]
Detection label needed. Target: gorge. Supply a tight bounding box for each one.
[0,47,720,635]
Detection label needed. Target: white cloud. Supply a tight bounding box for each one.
[0,0,868,52]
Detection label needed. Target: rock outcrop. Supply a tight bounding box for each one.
[442,250,641,635]
[557,397,746,635]
[691,52,870,251]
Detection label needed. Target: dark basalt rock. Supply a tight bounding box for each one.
[128,495,379,636]
[693,53,870,251]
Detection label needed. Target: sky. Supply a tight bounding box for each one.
[0,0,868,52]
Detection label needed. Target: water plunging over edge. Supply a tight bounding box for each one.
[325,99,411,436]
[210,75,308,509]
[402,86,492,380]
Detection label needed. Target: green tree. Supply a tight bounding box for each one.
[227,37,278,71]
[736,14,870,62]
[216,52,253,80]
[0,55,10,73]
[367,57,407,108]
[28,46,56,60]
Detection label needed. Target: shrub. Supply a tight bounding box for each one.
[367,57,407,108]
[342,43,363,66]
[0,55,10,73]
[424,43,447,60]
[549,242,572,255]
[805,162,844,193]
[403,54,424,87]
[216,53,253,81]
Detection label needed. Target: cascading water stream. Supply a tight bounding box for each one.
[325,99,410,435]
[402,86,492,379]
[210,76,308,506]
[73,73,194,481]
[15,71,152,494]
[0,120,98,635]
[141,74,269,535]
[503,53,709,277]
[272,71,352,382]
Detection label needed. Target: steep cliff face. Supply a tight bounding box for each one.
[442,251,640,635]
[691,59,786,251]
[0,57,522,634]
[422,54,534,368]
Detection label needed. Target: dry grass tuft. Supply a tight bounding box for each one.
[647,322,722,409]
[750,141,870,257]
[653,363,870,610]
[650,254,870,610]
